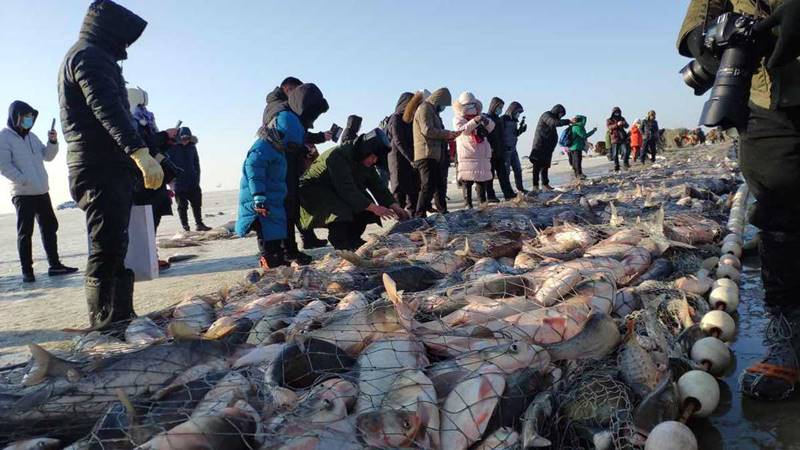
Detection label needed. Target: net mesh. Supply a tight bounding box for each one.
[0,145,740,449]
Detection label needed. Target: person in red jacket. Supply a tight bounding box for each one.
[629,120,643,163]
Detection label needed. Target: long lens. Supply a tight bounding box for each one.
[698,47,755,129]
[680,60,715,96]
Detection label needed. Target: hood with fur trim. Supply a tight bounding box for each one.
[403,92,424,124]
[427,88,452,109]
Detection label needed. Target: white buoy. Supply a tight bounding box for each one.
[723,233,743,246]
[645,421,698,450]
[718,254,742,270]
[709,285,739,313]
[678,370,720,418]
[691,337,732,376]
[721,241,743,258]
[701,310,736,341]
[713,278,737,291]
[716,264,741,282]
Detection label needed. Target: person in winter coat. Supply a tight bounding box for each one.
[236,102,307,269]
[299,129,409,250]
[266,83,329,265]
[501,102,528,193]
[629,120,643,162]
[606,107,630,171]
[640,110,660,163]
[485,97,515,201]
[262,76,331,251]
[452,92,494,208]
[566,115,597,179]
[530,104,571,191]
[413,88,460,217]
[387,92,421,213]
[168,127,210,232]
[59,0,158,334]
[0,101,78,283]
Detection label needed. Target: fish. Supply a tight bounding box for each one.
[633,258,673,285]
[267,378,359,437]
[286,299,328,334]
[439,363,506,450]
[336,291,369,312]
[613,288,642,317]
[420,295,539,332]
[521,391,554,448]
[619,246,652,285]
[356,409,426,449]
[456,231,523,259]
[231,343,284,368]
[191,371,253,418]
[124,317,166,345]
[170,296,215,334]
[514,251,539,269]
[619,335,662,398]
[463,258,502,282]
[543,312,621,361]
[1,439,61,450]
[246,301,304,344]
[136,406,256,450]
[532,266,581,306]
[632,376,679,434]
[412,250,468,275]
[486,367,551,433]
[268,337,356,390]
[354,335,429,414]
[585,242,634,259]
[475,427,520,450]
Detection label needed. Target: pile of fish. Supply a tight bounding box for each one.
[0,144,741,449]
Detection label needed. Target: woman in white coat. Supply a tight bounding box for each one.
[452,92,494,208]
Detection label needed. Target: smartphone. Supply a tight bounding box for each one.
[50,118,56,131]
[330,123,342,142]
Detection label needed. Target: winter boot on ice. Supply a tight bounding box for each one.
[85,276,116,332]
[740,231,800,400]
[196,223,212,232]
[113,269,137,322]
[462,185,473,209]
[301,230,328,250]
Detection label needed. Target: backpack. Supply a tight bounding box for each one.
[558,126,574,148]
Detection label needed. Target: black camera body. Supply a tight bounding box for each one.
[680,12,763,130]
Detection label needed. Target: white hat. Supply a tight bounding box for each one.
[457,91,478,105]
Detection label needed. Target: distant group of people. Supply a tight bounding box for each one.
[603,108,661,171]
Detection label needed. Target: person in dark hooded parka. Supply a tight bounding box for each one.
[263,77,330,251]
[529,104,572,191]
[299,129,410,250]
[58,0,160,334]
[387,92,421,213]
[501,102,528,192]
[0,101,78,282]
[265,83,329,265]
[486,97,516,201]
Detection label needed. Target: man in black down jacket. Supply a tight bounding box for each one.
[486,97,515,201]
[58,0,160,333]
[529,104,572,191]
[263,76,330,251]
[387,92,419,213]
[168,127,210,232]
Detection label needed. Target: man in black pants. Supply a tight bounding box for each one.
[59,0,162,333]
[530,104,572,191]
[679,0,800,401]
[0,101,77,282]
[412,87,460,217]
[263,76,332,252]
[486,96,516,201]
[168,127,210,232]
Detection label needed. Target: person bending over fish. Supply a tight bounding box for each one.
[298,128,410,250]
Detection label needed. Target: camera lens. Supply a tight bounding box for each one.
[680,60,715,96]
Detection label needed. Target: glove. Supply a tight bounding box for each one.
[130,148,164,190]
[755,0,800,69]
[253,195,269,217]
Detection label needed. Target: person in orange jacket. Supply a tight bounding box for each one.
[629,120,643,163]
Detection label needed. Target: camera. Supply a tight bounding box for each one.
[680,12,763,130]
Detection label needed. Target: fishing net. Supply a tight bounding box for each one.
[0,145,741,449]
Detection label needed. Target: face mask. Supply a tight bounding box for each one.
[20,116,34,130]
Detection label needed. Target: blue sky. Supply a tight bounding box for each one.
[0,0,701,214]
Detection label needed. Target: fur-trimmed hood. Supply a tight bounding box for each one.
[402,92,424,124]
[453,94,483,118]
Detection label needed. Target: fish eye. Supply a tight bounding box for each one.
[322,398,333,410]
[510,343,519,353]
[402,420,411,430]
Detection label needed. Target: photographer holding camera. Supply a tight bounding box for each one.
[679,0,800,401]
[453,92,495,208]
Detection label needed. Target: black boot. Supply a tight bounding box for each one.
[48,263,79,276]
[113,269,137,322]
[85,276,116,331]
[300,229,328,250]
[462,185,473,209]
[196,223,212,232]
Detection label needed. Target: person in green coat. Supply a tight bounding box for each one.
[298,129,410,250]
[567,115,596,179]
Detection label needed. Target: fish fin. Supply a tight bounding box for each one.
[542,317,567,337]
[455,238,470,257]
[22,343,80,386]
[115,388,141,429]
[384,274,416,331]
[529,435,553,447]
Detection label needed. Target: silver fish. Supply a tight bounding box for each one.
[521,391,554,448]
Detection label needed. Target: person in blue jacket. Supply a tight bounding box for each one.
[235,91,310,269]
